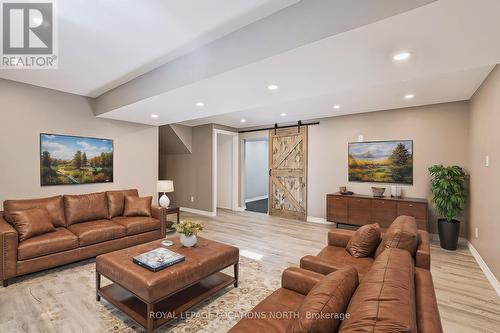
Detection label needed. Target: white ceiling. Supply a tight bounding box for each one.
[98,0,500,128]
[0,0,298,97]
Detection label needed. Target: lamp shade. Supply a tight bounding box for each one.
[157,180,174,193]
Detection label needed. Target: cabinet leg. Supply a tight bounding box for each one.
[2,279,8,287]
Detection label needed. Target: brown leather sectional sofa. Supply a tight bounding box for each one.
[229,216,442,333]
[0,189,168,287]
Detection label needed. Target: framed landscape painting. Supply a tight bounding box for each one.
[348,140,413,184]
[40,133,113,186]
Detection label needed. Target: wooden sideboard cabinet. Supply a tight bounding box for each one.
[326,193,428,230]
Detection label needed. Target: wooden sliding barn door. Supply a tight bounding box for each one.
[268,126,307,221]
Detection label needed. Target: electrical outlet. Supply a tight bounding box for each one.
[190,196,195,203]
[485,155,489,167]
[475,227,479,238]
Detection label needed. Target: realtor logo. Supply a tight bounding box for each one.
[1,0,57,68]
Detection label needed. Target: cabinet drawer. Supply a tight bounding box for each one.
[397,202,427,220]
[371,199,397,228]
[327,196,348,223]
[348,197,371,226]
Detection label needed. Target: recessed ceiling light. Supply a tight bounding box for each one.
[281,113,287,117]
[267,84,279,91]
[150,114,159,118]
[333,105,341,109]
[195,102,205,107]
[404,94,415,100]
[240,119,247,123]
[393,52,411,61]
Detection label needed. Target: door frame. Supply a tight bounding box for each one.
[213,129,239,213]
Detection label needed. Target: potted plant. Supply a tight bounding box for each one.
[175,220,203,247]
[428,165,467,250]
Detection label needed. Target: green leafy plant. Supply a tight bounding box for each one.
[175,220,203,237]
[428,165,466,223]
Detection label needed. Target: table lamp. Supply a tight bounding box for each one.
[157,180,174,208]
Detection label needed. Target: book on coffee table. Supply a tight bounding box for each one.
[133,248,185,272]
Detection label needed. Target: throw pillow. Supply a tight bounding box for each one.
[123,196,152,217]
[346,223,381,258]
[287,267,359,333]
[10,208,56,242]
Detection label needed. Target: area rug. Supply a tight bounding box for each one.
[0,257,281,332]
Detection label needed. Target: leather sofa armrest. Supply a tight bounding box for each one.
[416,230,431,270]
[328,229,355,247]
[281,267,324,296]
[151,206,171,237]
[415,268,443,333]
[300,255,338,275]
[0,214,18,283]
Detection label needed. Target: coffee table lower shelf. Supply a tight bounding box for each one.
[97,272,235,332]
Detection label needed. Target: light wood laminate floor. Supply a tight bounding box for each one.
[184,209,500,333]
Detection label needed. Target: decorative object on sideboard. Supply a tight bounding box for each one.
[175,220,204,247]
[371,187,386,197]
[157,180,174,208]
[40,133,113,186]
[390,185,402,198]
[348,140,413,184]
[428,165,467,251]
[339,186,347,193]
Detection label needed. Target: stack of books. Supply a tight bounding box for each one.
[133,248,185,272]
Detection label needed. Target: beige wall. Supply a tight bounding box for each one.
[308,101,470,235]
[468,65,500,279]
[0,79,158,207]
[159,124,214,211]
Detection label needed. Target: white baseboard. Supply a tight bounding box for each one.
[245,195,268,203]
[468,241,500,297]
[235,206,246,212]
[306,216,333,225]
[180,207,216,217]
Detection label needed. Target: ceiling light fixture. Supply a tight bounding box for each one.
[404,94,415,100]
[393,52,411,61]
[195,102,205,107]
[240,119,247,123]
[150,114,159,118]
[267,84,279,91]
[333,105,341,109]
[281,113,287,117]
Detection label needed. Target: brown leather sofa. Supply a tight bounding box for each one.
[0,189,169,287]
[300,215,431,281]
[229,247,442,333]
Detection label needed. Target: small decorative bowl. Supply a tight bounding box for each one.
[371,187,386,197]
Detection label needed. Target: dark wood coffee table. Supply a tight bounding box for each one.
[95,237,239,332]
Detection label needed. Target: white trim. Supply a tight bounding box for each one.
[468,241,500,297]
[306,216,333,225]
[180,207,217,217]
[245,195,268,203]
[235,206,246,212]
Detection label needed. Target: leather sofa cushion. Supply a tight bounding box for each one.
[18,228,78,260]
[123,196,152,217]
[302,246,373,280]
[228,288,305,333]
[68,220,126,246]
[112,216,160,236]
[10,208,56,242]
[346,223,380,258]
[288,267,358,333]
[106,189,139,219]
[338,248,417,333]
[4,195,66,227]
[64,192,108,225]
[375,215,418,258]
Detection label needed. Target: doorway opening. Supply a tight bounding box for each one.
[244,138,268,214]
[213,129,239,213]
